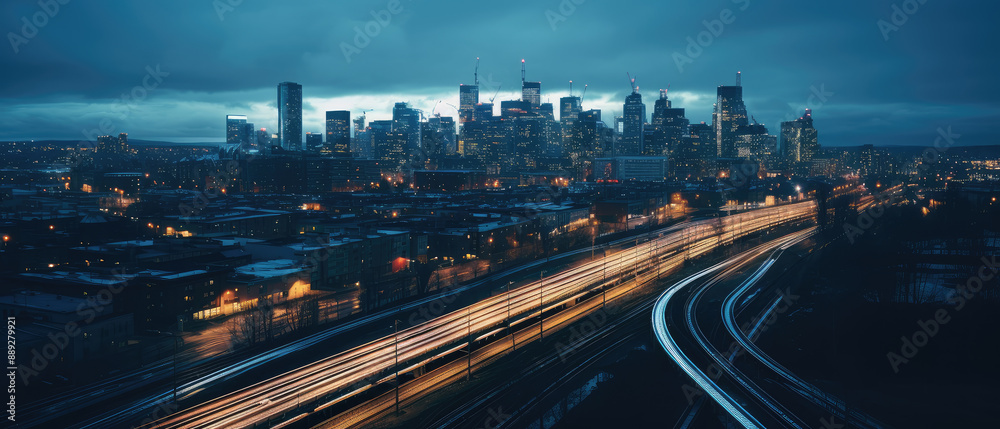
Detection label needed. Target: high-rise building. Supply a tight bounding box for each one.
[392,102,421,156]
[278,82,303,151]
[522,82,541,108]
[256,128,270,152]
[521,59,541,108]
[781,109,819,163]
[560,95,582,156]
[734,123,774,163]
[326,110,351,156]
[459,84,479,124]
[244,122,256,147]
[306,132,323,153]
[713,73,749,158]
[568,109,609,181]
[673,122,714,179]
[621,91,646,156]
[227,115,248,145]
[647,89,688,158]
[353,116,370,158]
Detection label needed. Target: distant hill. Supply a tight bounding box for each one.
[2,139,221,148]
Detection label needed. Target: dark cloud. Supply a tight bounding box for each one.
[1,0,997,145]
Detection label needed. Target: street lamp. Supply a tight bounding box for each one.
[163,332,183,402]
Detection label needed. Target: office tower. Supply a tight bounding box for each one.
[97,134,128,156]
[567,109,607,180]
[459,84,479,124]
[278,82,303,151]
[522,82,541,108]
[621,91,646,156]
[243,123,256,148]
[306,132,323,152]
[257,128,270,152]
[673,122,714,179]
[647,89,688,158]
[227,115,248,145]
[370,119,408,169]
[713,72,749,158]
[860,144,875,176]
[352,116,369,158]
[781,109,819,163]
[520,59,541,108]
[326,110,351,156]
[437,116,456,154]
[560,95,582,156]
[391,102,421,165]
[734,123,773,162]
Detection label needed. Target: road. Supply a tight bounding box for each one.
[139,201,816,428]
[653,226,887,428]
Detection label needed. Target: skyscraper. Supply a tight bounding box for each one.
[621,91,646,156]
[647,89,688,158]
[459,84,479,124]
[522,82,541,108]
[560,95,582,156]
[713,72,749,158]
[326,110,351,156]
[278,82,303,151]
[392,102,420,156]
[781,109,819,163]
[226,115,248,145]
[521,59,541,108]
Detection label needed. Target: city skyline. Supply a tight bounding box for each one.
[1,1,996,146]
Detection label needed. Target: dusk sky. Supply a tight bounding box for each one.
[2,0,996,146]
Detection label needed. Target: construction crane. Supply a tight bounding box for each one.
[581,84,588,103]
[736,71,742,86]
[475,57,480,86]
[433,101,459,118]
[569,80,573,97]
[489,84,502,103]
[627,73,638,94]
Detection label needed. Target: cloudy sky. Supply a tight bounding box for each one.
[1,0,997,146]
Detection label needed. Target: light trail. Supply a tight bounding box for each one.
[140,201,817,428]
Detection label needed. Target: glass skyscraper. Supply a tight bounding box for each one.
[713,75,749,158]
[277,82,302,151]
[326,110,351,156]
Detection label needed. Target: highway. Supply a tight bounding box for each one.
[721,240,887,429]
[136,201,816,428]
[653,224,887,428]
[52,212,685,429]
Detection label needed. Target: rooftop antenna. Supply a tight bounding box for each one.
[736,71,742,86]
[474,57,480,86]
[521,59,526,87]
